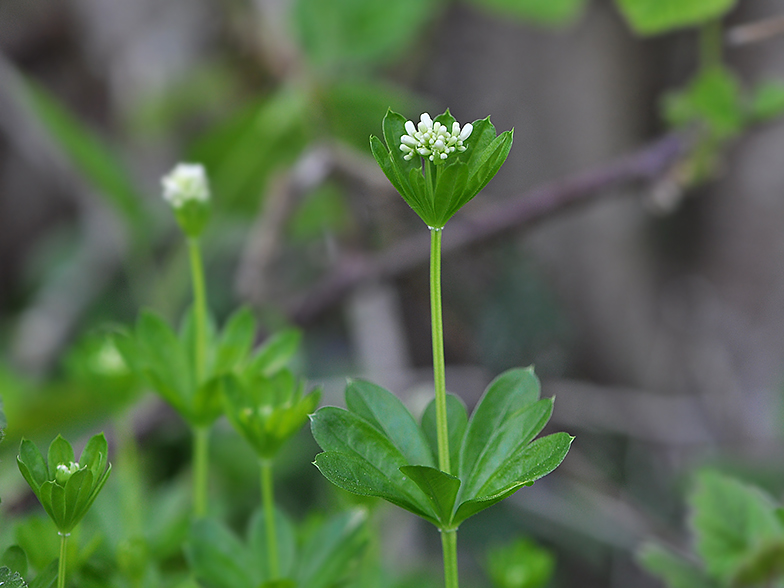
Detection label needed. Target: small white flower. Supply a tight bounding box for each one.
[399,113,473,162]
[161,163,210,208]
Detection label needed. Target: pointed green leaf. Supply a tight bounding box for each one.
[248,509,296,582]
[453,482,530,525]
[637,543,718,588]
[17,440,49,493]
[248,329,302,378]
[474,432,573,499]
[185,518,255,588]
[421,393,468,469]
[311,406,433,516]
[295,509,369,588]
[400,465,461,526]
[464,130,514,203]
[433,161,470,227]
[460,367,541,478]
[0,567,27,588]
[46,436,74,479]
[46,481,68,532]
[314,452,435,523]
[461,398,554,500]
[615,0,738,36]
[63,468,93,531]
[79,432,108,478]
[345,380,434,467]
[136,310,194,414]
[213,307,256,375]
[692,471,784,584]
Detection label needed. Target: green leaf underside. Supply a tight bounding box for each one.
[400,465,461,526]
[345,379,434,467]
[311,406,434,517]
[314,452,436,524]
[616,0,738,35]
[692,470,784,584]
[637,543,718,588]
[460,367,541,479]
[421,393,468,470]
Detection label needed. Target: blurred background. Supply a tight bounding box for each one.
[2,0,784,586]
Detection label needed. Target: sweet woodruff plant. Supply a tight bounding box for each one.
[17,433,111,588]
[311,110,573,588]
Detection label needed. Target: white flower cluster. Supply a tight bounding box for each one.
[161,163,210,208]
[399,113,473,162]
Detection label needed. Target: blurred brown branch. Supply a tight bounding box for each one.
[288,132,689,324]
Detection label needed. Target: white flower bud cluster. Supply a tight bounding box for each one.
[56,461,80,485]
[161,163,210,208]
[399,113,473,162]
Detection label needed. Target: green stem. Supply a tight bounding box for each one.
[261,460,280,579]
[192,426,210,517]
[187,238,208,382]
[441,529,459,588]
[58,533,68,588]
[430,228,450,474]
[699,19,722,71]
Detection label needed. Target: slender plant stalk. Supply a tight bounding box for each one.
[430,226,459,588]
[187,238,208,382]
[261,460,280,579]
[192,426,210,517]
[430,227,450,474]
[188,237,211,517]
[58,533,68,588]
[441,529,459,588]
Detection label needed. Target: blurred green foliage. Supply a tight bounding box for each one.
[615,0,737,35]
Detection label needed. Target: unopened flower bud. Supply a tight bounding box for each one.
[55,461,80,485]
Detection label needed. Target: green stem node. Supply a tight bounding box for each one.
[430,228,451,474]
[261,459,280,579]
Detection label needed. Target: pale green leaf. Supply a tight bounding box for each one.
[615,0,738,35]
[466,0,585,26]
[637,543,718,588]
[692,471,784,584]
